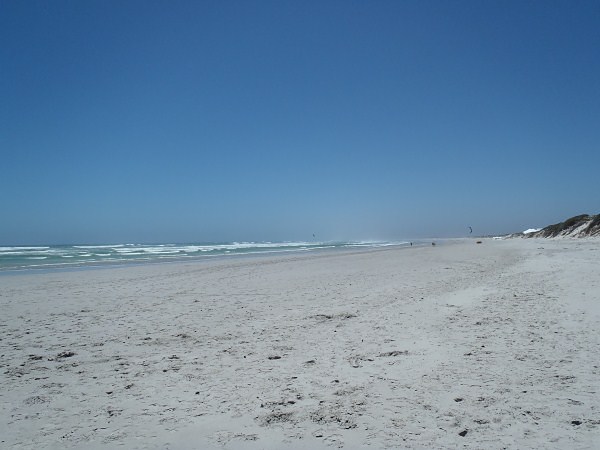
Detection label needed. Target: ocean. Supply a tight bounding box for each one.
[0,241,413,272]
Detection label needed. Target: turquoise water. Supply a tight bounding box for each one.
[0,241,412,272]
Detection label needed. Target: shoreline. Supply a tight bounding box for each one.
[0,240,426,275]
[1,238,598,448]
[0,239,447,277]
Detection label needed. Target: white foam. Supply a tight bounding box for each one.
[343,241,409,248]
[74,245,124,249]
[114,248,142,254]
[0,246,49,251]
[0,249,52,256]
[0,240,419,272]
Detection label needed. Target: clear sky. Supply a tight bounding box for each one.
[1,0,599,244]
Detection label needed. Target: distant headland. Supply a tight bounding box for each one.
[514,214,600,238]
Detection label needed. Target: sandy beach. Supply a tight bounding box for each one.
[1,238,598,449]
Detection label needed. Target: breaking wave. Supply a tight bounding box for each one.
[0,240,414,272]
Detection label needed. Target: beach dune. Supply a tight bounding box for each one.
[1,239,598,448]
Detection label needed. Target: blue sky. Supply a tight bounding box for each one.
[1,0,599,244]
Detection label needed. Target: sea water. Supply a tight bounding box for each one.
[0,241,413,272]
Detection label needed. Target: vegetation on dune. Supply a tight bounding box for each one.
[524,214,600,238]
[542,214,590,236]
[585,214,600,236]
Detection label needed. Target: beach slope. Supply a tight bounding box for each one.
[1,239,598,448]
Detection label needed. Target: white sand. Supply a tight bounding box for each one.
[1,239,599,449]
